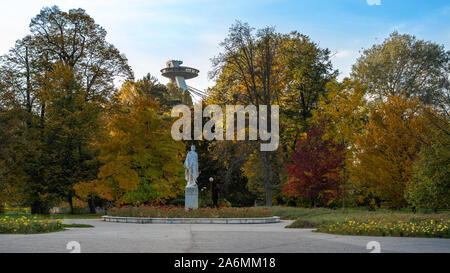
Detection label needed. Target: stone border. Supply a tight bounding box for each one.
[102,215,280,224]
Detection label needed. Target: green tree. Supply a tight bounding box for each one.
[352,32,449,112]
[0,6,132,213]
[406,142,450,210]
[30,6,133,101]
[42,63,102,213]
[279,32,337,154]
[0,106,51,212]
[406,114,450,210]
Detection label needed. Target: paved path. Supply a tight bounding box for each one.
[1,219,449,253]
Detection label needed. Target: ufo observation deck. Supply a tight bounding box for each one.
[160,60,205,100]
[161,66,199,80]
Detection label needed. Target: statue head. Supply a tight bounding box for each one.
[191,145,196,151]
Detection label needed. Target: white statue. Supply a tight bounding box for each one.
[184,145,198,188]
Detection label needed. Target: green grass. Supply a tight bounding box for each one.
[62,223,94,228]
[267,206,450,230]
[277,206,450,238]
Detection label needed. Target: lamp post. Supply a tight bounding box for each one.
[209,177,218,208]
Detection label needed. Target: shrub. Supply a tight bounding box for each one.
[406,142,450,210]
[107,205,273,218]
[0,215,64,234]
[318,219,450,238]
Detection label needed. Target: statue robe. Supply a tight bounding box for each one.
[184,150,198,187]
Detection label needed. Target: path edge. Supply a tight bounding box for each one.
[101,215,280,224]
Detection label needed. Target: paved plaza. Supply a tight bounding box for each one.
[1,219,449,253]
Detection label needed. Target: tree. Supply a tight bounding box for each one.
[75,91,185,205]
[352,32,449,112]
[209,21,282,206]
[282,122,345,207]
[279,32,337,153]
[350,95,431,208]
[0,107,56,213]
[0,6,132,213]
[405,113,450,210]
[29,6,133,101]
[406,141,450,210]
[208,22,337,206]
[41,63,102,213]
[118,73,190,115]
[311,79,368,207]
[0,35,42,115]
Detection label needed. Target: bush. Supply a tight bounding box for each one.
[406,142,450,210]
[317,219,450,238]
[166,198,185,207]
[108,205,273,218]
[0,215,64,234]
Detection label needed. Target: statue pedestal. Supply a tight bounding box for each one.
[185,186,198,210]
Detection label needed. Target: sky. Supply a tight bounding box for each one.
[0,0,449,91]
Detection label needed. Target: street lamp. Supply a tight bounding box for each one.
[209,177,218,207]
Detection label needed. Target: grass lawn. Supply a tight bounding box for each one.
[267,206,450,238]
[265,206,450,227]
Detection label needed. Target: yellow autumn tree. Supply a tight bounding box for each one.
[350,95,431,208]
[312,79,368,147]
[311,79,369,207]
[75,96,185,206]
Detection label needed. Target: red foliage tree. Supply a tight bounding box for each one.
[283,122,345,207]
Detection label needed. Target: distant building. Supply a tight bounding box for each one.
[161,60,199,93]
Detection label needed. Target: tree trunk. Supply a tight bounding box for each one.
[31,200,45,214]
[211,183,219,208]
[68,195,74,214]
[263,151,272,207]
[88,196,96,214]
[341,141,347,210]
[342,168,346,210]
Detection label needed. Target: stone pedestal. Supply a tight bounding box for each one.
[185,186,198,210]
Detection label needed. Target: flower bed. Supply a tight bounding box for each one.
[0,215,64,234]
[107,206,273,218]
[317,219,450,238]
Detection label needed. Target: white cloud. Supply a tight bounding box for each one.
[334,50,354,59]
[367,0,381,6]
[331,49,359,80]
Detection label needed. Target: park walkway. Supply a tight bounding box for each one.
[1,219,449,253]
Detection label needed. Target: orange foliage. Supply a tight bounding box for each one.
[350,95,432,208]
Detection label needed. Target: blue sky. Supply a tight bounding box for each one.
[1,0,449,90]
